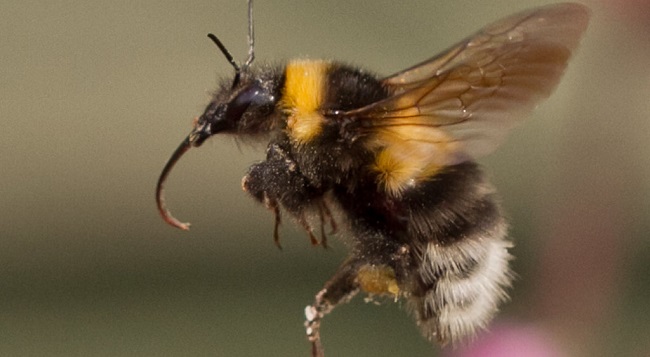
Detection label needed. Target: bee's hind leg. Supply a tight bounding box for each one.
[305,257,363,357]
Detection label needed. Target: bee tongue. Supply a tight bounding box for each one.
[156,135,192,231]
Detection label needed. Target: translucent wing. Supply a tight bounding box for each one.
[346,3,590,169]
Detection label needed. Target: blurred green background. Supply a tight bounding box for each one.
[2,0,649,356]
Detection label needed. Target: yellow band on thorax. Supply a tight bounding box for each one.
[282,60,329,143]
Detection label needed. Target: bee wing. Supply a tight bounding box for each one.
[345,3,590,166]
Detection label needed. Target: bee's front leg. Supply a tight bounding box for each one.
[242,143,331,247]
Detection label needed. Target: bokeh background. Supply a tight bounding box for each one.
[2,0,649,356]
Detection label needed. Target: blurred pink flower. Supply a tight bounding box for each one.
[444,322,564,357]
[601,0,650,30]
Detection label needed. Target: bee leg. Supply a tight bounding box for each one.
[317,206,328,249]
[262,193,282,249]
[305,257,362,357]
[304,201,338,249]
[297,213,320,246]
[243,142,327,248]
[316,202,336,249]
[320,201,337,235]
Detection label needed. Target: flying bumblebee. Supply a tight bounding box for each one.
[156,2,590,356]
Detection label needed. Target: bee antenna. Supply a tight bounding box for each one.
[243,0,255,69]
[207,33,241,84]
[206,0,255,87]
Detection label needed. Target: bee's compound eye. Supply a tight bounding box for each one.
[212,81,277,135]
[225,84,262,122]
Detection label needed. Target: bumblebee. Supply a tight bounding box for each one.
[156,2,589,356]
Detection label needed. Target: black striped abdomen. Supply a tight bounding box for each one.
[401,163,513,344]
[410,221,512,344]
[336,162,514,345]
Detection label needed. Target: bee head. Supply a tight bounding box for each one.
[190,69,278,146]
[156,1,267,230]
